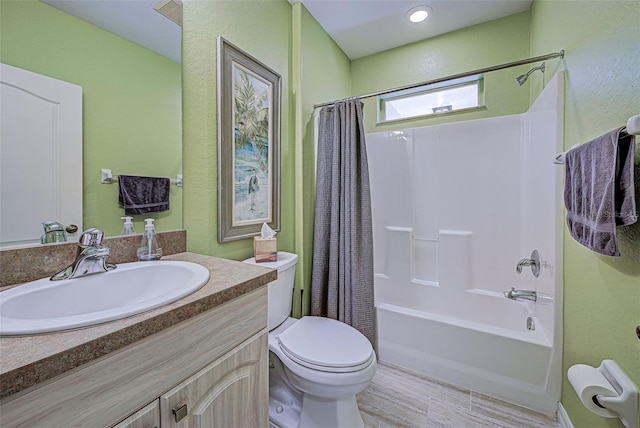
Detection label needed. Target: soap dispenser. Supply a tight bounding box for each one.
[137,218,162,261]
[120,216,136,235]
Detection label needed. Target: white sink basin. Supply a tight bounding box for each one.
[0,261,210,336]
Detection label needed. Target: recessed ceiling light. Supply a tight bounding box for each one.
[407,5,432,23]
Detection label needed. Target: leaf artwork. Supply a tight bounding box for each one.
[233,66,271,222]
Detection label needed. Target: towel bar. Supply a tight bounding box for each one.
[100,169,183,187]
[554,114,640,164]
[627,113,640,135]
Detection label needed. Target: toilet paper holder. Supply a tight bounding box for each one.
[593,360,638,428]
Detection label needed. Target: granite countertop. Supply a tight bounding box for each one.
[0,252,276,399]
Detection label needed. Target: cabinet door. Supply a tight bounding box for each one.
[160,332,268,428]
[111,400,160,428]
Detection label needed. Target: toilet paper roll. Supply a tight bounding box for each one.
[568,364,619,418]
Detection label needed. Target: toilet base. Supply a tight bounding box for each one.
[299,394,364,428]
[269,353,302,428]
[269,389,365,428]
[269,382,302,428]
[268,351,366,428]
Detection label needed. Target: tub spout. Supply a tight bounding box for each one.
[504,287,537,302]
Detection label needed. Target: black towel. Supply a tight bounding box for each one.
[118,175,171,216]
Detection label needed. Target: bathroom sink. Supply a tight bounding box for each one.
[0,261,210,336]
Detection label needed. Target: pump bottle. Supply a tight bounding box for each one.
[137,218,162,261]
[121,216,136,235]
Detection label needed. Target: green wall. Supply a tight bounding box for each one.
[529,1,640,427]
[350,12,533,134]
[182,0,293,261]
[6,1,637,424]
[292,3,351,316]
[0,0,183,237]
[181,1,352,318]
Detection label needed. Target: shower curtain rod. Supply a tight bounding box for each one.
[313,50,565,109]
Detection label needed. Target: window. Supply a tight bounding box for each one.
[379,75,484,123]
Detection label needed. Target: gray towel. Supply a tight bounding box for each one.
[118,175,171,216]
[564,127,637,256]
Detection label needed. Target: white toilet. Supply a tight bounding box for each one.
[243,252,377,428]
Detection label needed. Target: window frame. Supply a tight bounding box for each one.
[377,75,486,124]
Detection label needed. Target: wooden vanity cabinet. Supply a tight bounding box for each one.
[111,332,267,428]
[1,287,268,428]
[160,333,266,427]
[112,400,160,428]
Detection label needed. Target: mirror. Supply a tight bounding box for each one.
[0,0,182,247]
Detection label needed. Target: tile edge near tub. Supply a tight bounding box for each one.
[0,252,277,399]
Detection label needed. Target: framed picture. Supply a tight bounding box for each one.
[217,37,281,243]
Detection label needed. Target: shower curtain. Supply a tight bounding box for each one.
[311,99,375,346]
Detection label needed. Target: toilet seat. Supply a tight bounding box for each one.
[276,316,374,373]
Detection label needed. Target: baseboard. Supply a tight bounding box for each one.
[557,402,574,428]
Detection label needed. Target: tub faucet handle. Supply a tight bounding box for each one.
[516,250,540,277]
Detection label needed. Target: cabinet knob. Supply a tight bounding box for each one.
[172,404,188,423]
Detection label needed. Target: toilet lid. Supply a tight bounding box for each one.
[276,316,373,373]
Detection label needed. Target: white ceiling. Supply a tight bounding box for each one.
[294,0,533,59]
[40,0,532,63]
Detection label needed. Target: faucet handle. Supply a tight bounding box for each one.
[78,228,104,247]
[41,221,68,244]
[516,250,540,277]
[42,220,65,232]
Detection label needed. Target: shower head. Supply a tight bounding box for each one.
[514,62,546,86]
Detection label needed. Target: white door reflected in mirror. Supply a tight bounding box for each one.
[0,63,82,248]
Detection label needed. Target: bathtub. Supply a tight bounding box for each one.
[376,295,558,414]
[367,73,564,416]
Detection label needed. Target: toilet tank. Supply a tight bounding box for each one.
[243,251,298,330]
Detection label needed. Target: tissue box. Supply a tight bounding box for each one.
[254,237,277,262]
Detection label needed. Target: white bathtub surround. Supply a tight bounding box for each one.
[557,403,574,428]
[367,72,565,415]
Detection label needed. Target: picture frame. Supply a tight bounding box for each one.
[217,37,281,243]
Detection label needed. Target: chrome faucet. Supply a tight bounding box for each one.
[41,221,67,244]
[503,287,537,302]
[516,249,540,277]
[50,228,116,281]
